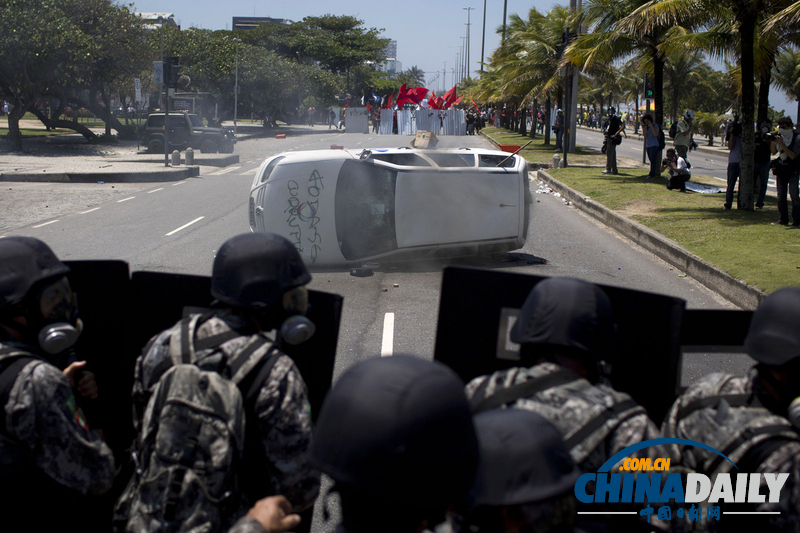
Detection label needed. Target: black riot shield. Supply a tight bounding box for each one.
[129,270,342,421]
[433,266,686,425]
[64,260,136,453]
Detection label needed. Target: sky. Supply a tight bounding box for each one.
[123,0,795,115]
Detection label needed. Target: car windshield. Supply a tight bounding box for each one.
[188,115,204,127]
[478,154,517,168]
[368,152,431,166]
[335,159,398,260]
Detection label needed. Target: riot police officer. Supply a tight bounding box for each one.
[312,355,480,533]
[0,236,115,531]
[120,233,320,531]
[465,277,665,532]
[663,287,800,532]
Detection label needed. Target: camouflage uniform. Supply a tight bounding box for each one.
[662,370,800,532]
[466,362,672,533]
[466,362,663,472]
[0,342,115,528]
[132,312,319,513]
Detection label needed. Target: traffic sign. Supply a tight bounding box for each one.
[153,61,163,85]
[134,78,142,103]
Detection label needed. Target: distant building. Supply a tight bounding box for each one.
[378,41,401,75]
[232,16,288,31]
[384,40,397,60]
[137,12,180,31]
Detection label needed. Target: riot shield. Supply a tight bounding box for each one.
[65,260,136,453]
[433,266,685,425]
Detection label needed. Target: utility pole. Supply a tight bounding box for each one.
[502,0,508,44]
[480,0,486,72]
[464,7,474,79]
[233,38,242,138]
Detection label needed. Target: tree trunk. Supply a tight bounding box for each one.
[520,107,527,136]
[545,97,551,146]
[530,99,537,139]
[103,93,112,137]
[29,107,99,142]
[6,98,30,152]
[757,71,772,125]
[653,45,665,128]
[737,13,756,210]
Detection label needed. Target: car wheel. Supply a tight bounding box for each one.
[147,138,164,153]
[219,142,235,154]
[200,139,217,153]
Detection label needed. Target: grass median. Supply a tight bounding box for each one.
[483,127,800,294]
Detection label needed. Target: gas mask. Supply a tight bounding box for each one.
[789,398,800,429]
[29,277,83,356]
[278,286,315,345]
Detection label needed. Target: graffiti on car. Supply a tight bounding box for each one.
[285,170,325,263]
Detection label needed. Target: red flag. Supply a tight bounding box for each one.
[396,83,410,107]
[409,86,428,104]
[471,96,480,113]
[383,92,394,109]
[428,90,440,110]
[443,85,458,108]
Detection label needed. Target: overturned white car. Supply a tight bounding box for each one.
[248,147,531,267]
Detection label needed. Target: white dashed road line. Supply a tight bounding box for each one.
[165,216,205,236]
[33,220,59,228]
[210,167,240,175]
[80,208,100,214]
[117,197,135,203]
[172,181,187,186]
[381,313,395,357]
[240,169,255,175]
[148,188,164,193]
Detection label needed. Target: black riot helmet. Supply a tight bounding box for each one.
[471,409,579,506]
[312,355,480,508]
[744,287,800,366]
[211,233,311,308]
[0,237,70,312]
[510,277,616,362]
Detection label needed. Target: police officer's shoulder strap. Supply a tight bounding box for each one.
[677,393,752,420]
[471,366,582,413]
[0,347,44,437]
[563,398,644,451]
[168,312,240,366]
[705,423,800,475]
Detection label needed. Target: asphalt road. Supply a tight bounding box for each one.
[4,127,757,533]
[6,128,750,384]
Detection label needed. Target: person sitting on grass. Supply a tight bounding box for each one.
[660,147,691,192]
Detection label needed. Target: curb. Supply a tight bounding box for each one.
[0,166,200,183]
[536,169,766,309]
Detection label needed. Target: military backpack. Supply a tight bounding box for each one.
[115,314,280,533]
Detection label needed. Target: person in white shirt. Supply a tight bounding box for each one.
[660,147,691,192]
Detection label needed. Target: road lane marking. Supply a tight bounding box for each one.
[80,208,100,214]
[148,187,164,193]
[165,216,204,236]
[172,181,187,186]
[381,313,395,357]
[240,169,255,175]
[210,167,240,175]
[117,197,135,203]
[33,220,59,228]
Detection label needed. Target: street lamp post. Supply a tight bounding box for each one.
[158,16,169,167]
[481,0,487,72]
[233,38,242,138]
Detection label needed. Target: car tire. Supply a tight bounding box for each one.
[219,142,235,154]
[200,139,217,153]
[147,138,164,153]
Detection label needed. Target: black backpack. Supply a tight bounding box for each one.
[657,127,666,150]
[668,122,678,139]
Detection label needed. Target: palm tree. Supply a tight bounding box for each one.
[403,66,426,87]
[662,50,712,122]
[619,0,796,209]
[772,47,800,123]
